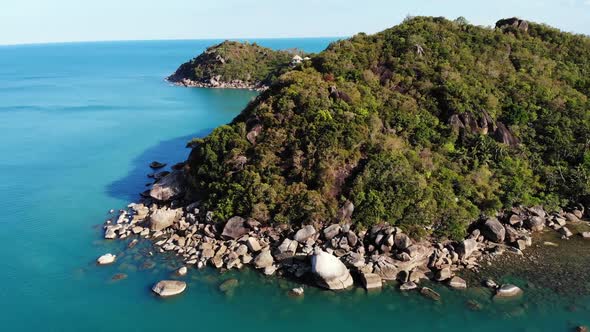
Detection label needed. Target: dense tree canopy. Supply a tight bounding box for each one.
[184,17,590,240]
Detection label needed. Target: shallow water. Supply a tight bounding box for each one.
[0,39,588,331]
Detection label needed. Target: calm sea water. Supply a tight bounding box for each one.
[0,39,588,332]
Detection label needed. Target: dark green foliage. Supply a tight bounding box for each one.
[185,17,590,240]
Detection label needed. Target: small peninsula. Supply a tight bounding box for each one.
[167,40,307,90]
[102,17,590,299]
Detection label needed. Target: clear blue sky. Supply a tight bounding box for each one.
[1,0,589,45]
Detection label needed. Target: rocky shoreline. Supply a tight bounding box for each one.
[166,76,268,91]
[99,162,590,301]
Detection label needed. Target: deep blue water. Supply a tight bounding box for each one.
[0,38,588,331]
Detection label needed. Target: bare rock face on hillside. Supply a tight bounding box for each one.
[496,18,529,32]
[448,111,519,147]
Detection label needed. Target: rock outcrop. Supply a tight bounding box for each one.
[149,170,186,201]
[496,18,529,32]
[311,249,353,290]
[448,111,519,147]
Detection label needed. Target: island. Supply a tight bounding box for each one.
[101,16,590,301]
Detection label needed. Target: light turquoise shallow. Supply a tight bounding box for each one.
[0,39,588,332]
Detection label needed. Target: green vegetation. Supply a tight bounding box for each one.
[168,40,301,86]
[185,17,590,240]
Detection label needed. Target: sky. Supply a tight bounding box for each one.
[1,0,589,45]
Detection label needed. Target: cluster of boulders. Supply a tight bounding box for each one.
[98,161,589,298]
[171,76,267,91]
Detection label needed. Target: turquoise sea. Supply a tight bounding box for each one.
[0,39,588,331]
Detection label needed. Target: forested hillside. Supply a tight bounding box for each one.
[184,17,590,240]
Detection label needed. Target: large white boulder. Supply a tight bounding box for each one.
[311,249,353,290]
[97,253,116,265]
[152,280,187,297]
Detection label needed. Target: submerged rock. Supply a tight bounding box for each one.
[176,266,188,276]
[219,278,239,293]
[400,282,418,291]
[149,161,167,169]
[111,273,127,281]
[448,276,467,289]
[494,284,523,299]
[289,287,304,297]
[152,280,187,297]
[420,287,441,301]
[97,253,116,265]
[311,248,353,290]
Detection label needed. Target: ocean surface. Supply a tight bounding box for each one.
[0,38,588,332]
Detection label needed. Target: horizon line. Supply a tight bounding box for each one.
[0,35,347,48]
